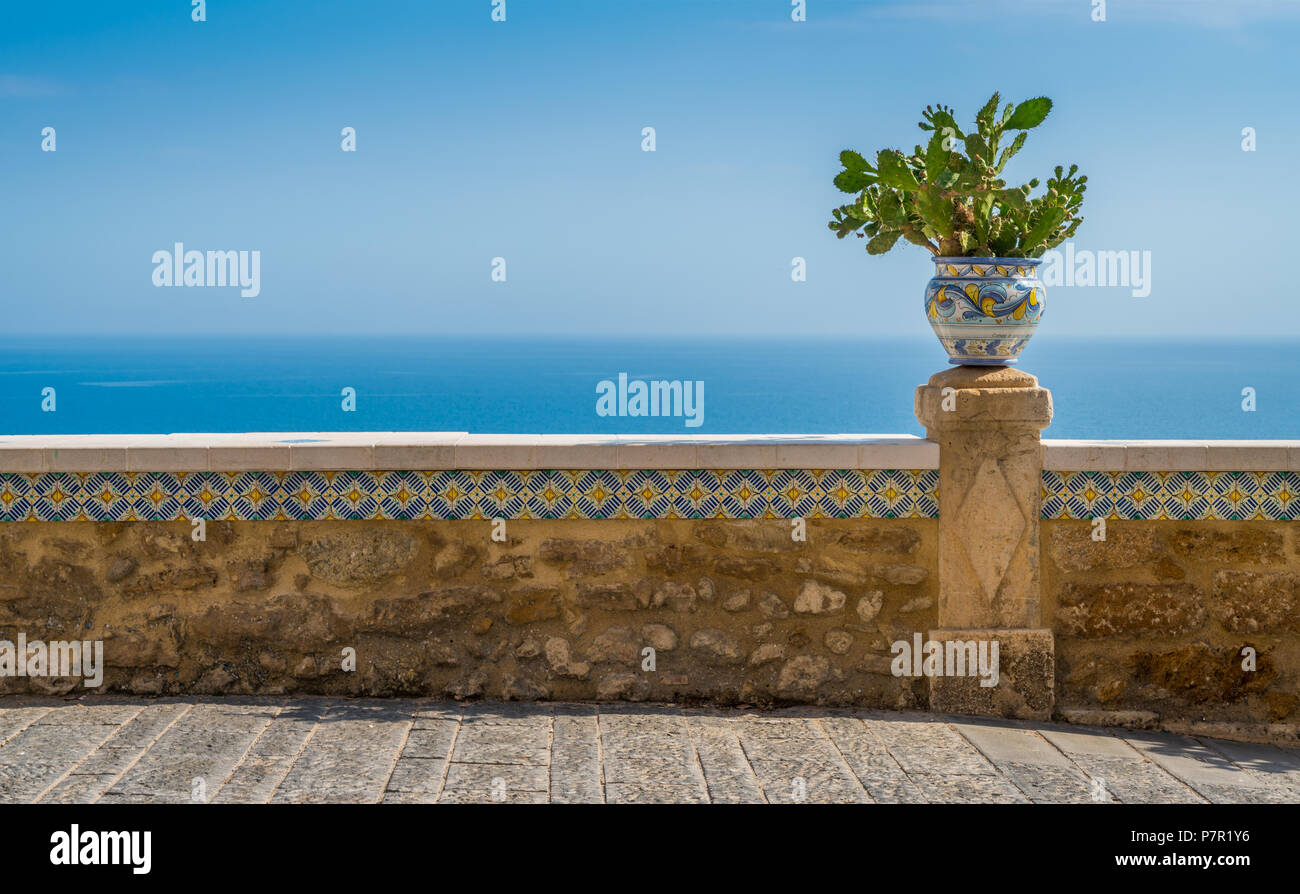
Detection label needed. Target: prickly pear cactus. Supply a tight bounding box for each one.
[828,94,1086,259]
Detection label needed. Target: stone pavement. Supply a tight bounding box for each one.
[1,698,1297,804]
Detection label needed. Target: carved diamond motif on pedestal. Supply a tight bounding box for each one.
[954,458,1026,602]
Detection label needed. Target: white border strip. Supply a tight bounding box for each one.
[0,433,933,473]
[1042,440,1299,472]
[0,434,1296,473]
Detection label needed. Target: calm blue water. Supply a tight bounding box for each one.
[0,336,1294,439]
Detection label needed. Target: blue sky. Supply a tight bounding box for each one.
[3,0,1298,336]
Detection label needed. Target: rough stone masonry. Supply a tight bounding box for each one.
[0,518,939,707]
[1,511,1298,744]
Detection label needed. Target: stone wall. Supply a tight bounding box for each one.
[1044,520,1300,739]
[2,433,1299,744]
[0,518,938,706]
[5,513,1299,742]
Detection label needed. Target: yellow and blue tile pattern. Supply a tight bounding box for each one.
[1041,470,1298,521]
[3,469,1294,522]
[0,469,939,522]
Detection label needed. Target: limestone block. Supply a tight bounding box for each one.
[927,628,1054,720]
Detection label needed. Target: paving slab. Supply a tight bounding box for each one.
[549,711,603,803]
[818,715,926,803]
[109,703,279,802]
[0,716,129,802]
[950,720,1095,803]
[1201,738,1300,798]
[684,713,765,803]
[269,700,416,804]
[1121,732,1276,804]
[0,706,54,744]
[1038,724,1203,804]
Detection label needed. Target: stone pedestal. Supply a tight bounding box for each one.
[915,366,1055,719]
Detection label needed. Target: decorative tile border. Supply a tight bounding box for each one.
[0,469,940,522]
[4,468,1295,522]
[1041,470,1299,521]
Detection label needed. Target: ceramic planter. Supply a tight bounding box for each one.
[924,257,1044,366]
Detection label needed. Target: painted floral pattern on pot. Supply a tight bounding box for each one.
[924,257,1044,366]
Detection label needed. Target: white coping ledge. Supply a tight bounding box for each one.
[0,434,1296,473]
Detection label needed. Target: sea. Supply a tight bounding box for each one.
[0,336,1295,440]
